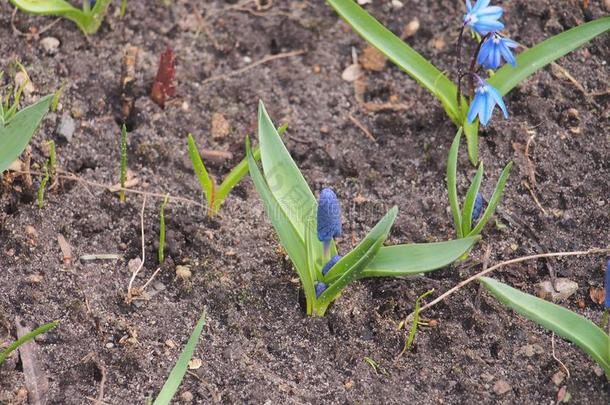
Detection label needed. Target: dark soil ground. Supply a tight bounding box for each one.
[1,0,609,403]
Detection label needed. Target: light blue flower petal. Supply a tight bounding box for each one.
[499,42,516,66]
[479,91,492,126]
[474,20,504,34]
[471,0,491,14]
[477,6,503,19]
[488,85,508,118]
[468,92,485,123]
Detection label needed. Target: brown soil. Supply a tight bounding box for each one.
[1,1,609,404]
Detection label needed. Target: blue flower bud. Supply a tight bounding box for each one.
[605,260,610,309]
[315,282,327,298]
[472,192,485,223]
[317,188,342,243]
[322,255,342,276]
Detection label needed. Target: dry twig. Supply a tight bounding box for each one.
[348,113,376,142]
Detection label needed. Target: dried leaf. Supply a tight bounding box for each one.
[360,45,386,72]
[589,286,605,305]
[15,318,49,405]
[151,47,177,108]
[341,64,363,82]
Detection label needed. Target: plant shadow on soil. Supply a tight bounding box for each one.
[0,0,609,403]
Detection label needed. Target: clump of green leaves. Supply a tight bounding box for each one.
[247,101,479,316]
[447,129,512,240]
[327,1,610,164]
[9,0,114,35]
[0,70,52,173]
[187,124,287,216]
[0,321,58,366]
[480,277,610,379]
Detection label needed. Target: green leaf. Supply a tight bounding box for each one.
[187,133,215,211]
[489,17,610,96]
[462,120,479,166]
[447,129,462,238]
[461,162,484,236]
[246,137,315,314]
[258,101,327,263]
[326,0,460,123]
[318,207,398,314]
[9,0,112,34]
[468,161,512,236]
[480,277,610,376]
[153,310,207,405]
[360,237,479,278]
[215,124,288,213]
[0,320,58,366]
[0,94,51,173]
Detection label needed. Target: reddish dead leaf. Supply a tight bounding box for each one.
[151,47,176,108]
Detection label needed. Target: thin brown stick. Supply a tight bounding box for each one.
[406,247,610,321]
[348,113,376,141]
[200,50,306,86]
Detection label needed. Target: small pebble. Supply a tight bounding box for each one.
[57,113,76,142]
[493,379,511,395]
[105,342,114,349]
[391,0,404,8]
[40,37,60,55]
[25,225,38,239]
[180,391,194,402]
[402,18,420,38]
[536,278,578,302]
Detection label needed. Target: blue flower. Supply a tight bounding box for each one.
[472,193,485,223]
[477,33,518,70]
[464,0,504,35]
[315,282,328,298]
[467,78,508,126]
[604,260,610,309]
[322,255,342,276]
[317,188,342,243]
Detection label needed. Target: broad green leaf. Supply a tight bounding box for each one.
[468,161,512,236]
[153,310,207,405]
[489,17,610,96]
[317,207,398,314]
[480,277,610,376]
[326,0,460,123]
[447,129,462,238]
[9,0,112,34]
[258,101,326,262]
[246,137,315,313]
[0,94,51,173]
[215,124,288,213]
[461,162,484,236]
[187,133,215,210]
[360,237,479,278]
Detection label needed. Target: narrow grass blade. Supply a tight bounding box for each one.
[0,321,58,366]
[326,0,460,123]
[400,289,434,356]
[461,163,484,236]
[489,17,610,96]
[158,194,169,264]
[246,137,315,313]
[447,129,462,238]
[480,277,610,376]
[0,94,52,173]
[319,207,398,313]
[187,133,215,210]
[153,310,207,405]
[360,236,479,278]
[468,161,512,236]
[215,124,288,213]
